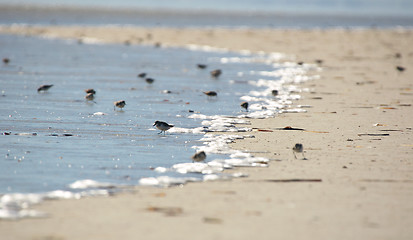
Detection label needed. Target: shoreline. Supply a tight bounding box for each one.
[1,26,413,240]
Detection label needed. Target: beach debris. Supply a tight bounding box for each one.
[146,206,183,216]
[395,53,402,58]
[145,78,155,84]
[197,64,207,69]
[191,151,207,163]
[293,143,306,160]
[37,84,53,92]
[305,130,329,133]
[257,129,273,132]
[14,132,37,136]
[153,121,174,135]
[356,81,376,85]
[358,133,390,137]
[48,133,74,137]
[315,59,324,65]
[396,66,405,72]
[240,101,249,112]
[114,100,126,110]
[276,126,305,131]
[203,217,223,224]
[210,69,222,78]
[3,58,10,64]
[138,72,147,78]
[203,91,217,97]
[265,179,322,183]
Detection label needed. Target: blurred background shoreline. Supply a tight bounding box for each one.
[1,3,412,28]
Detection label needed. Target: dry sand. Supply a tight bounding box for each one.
[1,25,413,240]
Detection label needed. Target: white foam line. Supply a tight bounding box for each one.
[142,49,318,188]
[0,185,113,220]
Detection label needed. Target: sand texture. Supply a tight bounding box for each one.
[1,26,413,240]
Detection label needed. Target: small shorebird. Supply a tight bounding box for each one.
[145,78,155,84]
[191,151,207,163]
[240,101,249,112]
[85,92,95,101]
[210,69,222,78]
[84,88,96,95]
[203,91,217,97]
[271,90,279,97]
[138,73,147,78]
[3,58,10,64]
[197,64,207,69]
[396,66,405,72]
[37,84,54,92]
[153,121,174,135]
[293,143,306,160]
[114,100,126,110]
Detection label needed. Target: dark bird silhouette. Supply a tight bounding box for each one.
[145,78,155,84]
[85,93,95,101]
[191,151,207,163]
[138,73,147,78]
[271,90,279,97]
[203,91,217,97]
[153,121,174,135]
[114,100,126,110]
[84,88,96,95]
[210,69,222,78]
[37,84,54,92]
[396,66,406,72]
[197,64,207,69]
[240,101,249,112]
[293,143,306,160]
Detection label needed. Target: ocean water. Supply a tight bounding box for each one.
[0,33,315,219]
[1,0,413,28]
[3,0,413,16]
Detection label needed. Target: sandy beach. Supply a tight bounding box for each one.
[1,25,413,240]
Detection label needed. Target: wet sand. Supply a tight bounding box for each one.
[1,26,413,240]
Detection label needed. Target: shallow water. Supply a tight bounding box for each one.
[0,34,294,192]
[0,33,317,219]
